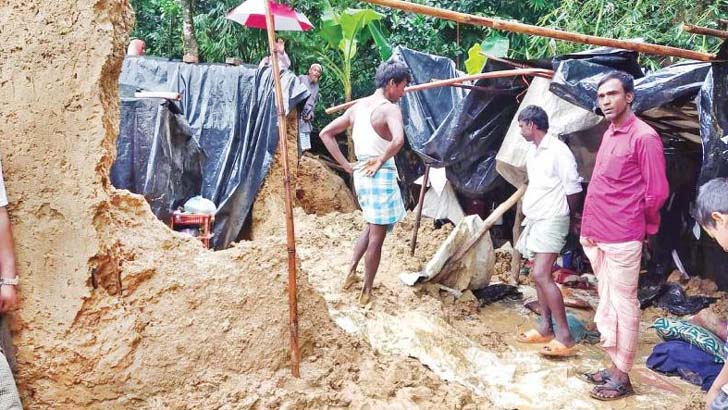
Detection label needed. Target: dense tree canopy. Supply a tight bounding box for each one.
[130,0,727,128]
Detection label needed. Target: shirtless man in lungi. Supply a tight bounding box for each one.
[580,71,669,400]
[319,60,411,305]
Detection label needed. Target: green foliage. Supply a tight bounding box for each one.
[317,3,384,102]
[465,35,510,75]
[464,43,486,75]
[130,0,728,131]
[131,0,184,57]
[524,0,728,69]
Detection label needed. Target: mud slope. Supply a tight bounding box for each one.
[0,2,489,409]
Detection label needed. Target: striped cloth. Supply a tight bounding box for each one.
[353,159,405,226]
[581,238,642,373]
[0,316,21,409]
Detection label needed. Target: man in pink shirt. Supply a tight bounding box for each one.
[580,71,669,401]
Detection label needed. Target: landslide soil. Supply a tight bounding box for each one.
[0,1,487,409]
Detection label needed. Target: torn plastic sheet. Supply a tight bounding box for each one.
[392,47,467,187]
[117,57,309,248]
[111,98,203,223]
[426,59,528,196]
[399,215,493,290]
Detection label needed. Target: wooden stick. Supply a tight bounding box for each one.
[510,198,523,285]
[478,52,534,70]
[325,68,552,114]
[365,0,715,62]
[431,185,526,284]
[718,18,728,28]
[264,1,300,378]
[410,165,431,256]
[682,23,728,39]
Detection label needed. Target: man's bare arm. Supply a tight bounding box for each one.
[320,108,354,174]
[0,207,17,312]
[567,193,582,235]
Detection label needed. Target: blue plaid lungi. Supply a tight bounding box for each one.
[353,158,406,226]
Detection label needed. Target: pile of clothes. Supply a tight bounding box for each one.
[647,317,725,391]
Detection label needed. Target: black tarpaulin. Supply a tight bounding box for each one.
[393,47,467,187]
[111,98,203,223]
[392,48,528,197]
[427,59,527,197]
[116,57,309,248]
[697,44,728,185]
[549,49,710,115]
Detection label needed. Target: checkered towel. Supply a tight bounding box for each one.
[353,159,406,226]
[0,353,21,409]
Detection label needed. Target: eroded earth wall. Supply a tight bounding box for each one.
[0,2,325,408]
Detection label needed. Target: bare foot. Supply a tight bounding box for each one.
[358,289,371,306]
[342,268,358,290]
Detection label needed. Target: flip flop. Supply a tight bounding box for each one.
[590,378,634,401]
[580,369,610,385]
[516,328,553,344]
[539,339,576,357]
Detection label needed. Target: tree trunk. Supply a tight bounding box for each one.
[344,80,355,162]
[181,0,199,63]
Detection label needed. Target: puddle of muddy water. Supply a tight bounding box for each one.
[303,254,699,410]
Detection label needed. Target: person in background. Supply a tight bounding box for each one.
[580,71,669,401]
[694,178,728,410]
[514,105,583,358]
[298,63,322,154]
[259,38,291,71]
[126,39,145,56]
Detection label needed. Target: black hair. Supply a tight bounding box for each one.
[375,60,412,89]
[597,71,635,94]
[693,177,728,228]
[517,105,549,132]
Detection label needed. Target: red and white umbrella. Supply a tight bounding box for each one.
[226,0,313,32]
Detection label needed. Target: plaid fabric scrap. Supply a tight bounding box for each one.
[353,160,405,226]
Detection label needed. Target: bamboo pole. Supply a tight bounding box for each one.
[364,0,715,62]
[410,165,431,256]
[264,1,300,378]
[682,23,728,40]
[325,68,553,114]
[430,185,526,284]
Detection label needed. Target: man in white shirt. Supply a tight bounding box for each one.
[0,159,21,409]
[514,105,583,357]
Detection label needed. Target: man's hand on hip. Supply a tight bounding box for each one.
[0,285,17,313]
[363,158,383,177]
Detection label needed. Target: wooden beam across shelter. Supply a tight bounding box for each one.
[682,23,728,40]
[364,0,716,62]
[325,68,553,114]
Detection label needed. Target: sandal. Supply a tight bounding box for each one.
[590,378,634,401]
[539,339,576,357]
[516,328,554,344]
[580,369,610,385]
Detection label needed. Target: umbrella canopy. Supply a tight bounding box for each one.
[226,0,313,31]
